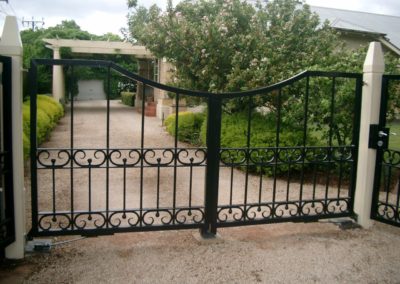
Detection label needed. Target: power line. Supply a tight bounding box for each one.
[22,16,45,30]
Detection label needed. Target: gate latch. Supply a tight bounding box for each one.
[369,124,389,149]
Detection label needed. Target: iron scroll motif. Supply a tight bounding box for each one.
[36,148,207,169]
[37,208,205,232]
[217,146,354,224]
[373,149,400,224]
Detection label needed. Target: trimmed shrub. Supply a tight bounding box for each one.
[22,95,64,160]
[37,95,64,122]
[165,111,205,145]
[121,91,135,106]
[200,111,317,176]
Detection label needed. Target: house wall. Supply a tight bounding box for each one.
[340,33,376,50]
[339,33,395,55]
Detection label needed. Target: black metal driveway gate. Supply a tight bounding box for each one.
[371,75,400,227]
[0,55,15,251]
[28,59,362,237]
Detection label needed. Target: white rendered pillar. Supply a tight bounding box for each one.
[52,46,64,103]
[354,42,385,228]
[0,16,25,259]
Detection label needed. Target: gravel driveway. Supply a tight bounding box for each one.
[1,100,399,283]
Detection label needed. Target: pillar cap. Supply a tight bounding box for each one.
[363,42,385,73]
[0,16,22,56]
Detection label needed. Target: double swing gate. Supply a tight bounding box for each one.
[28,59,363,237]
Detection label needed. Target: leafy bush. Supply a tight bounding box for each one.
[165,111,205,145]
[22,95,64,160]
[121,91,135,106]
[37,95,64,121]
[200,111,317,176]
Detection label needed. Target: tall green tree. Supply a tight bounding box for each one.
[128,0,340,93]
[128,0,399,146]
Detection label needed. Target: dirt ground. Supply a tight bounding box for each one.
[1,100,400,283]
[1,222,400,283]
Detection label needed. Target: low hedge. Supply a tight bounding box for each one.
[164,110,326,176]
[199,111,318,176]
[22,95,64,160]
[121,91,135,106]
[164,111,205,145]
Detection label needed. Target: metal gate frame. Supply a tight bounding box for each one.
[28,59,362,237]
[371,74,400,227]
[0,55,15,250]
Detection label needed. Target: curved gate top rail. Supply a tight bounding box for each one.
[30,58,361,98]
[28,58,363,237]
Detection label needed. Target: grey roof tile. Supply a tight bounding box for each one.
[310,6,400,48]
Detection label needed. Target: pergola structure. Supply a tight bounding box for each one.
[43,38,173,118]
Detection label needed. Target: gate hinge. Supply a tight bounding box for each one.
[369,124,389,149]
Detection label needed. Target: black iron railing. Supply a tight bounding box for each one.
[0,55,15,250]
[28,59,362,237]
[372,75,400,227]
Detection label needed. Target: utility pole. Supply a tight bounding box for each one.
[22,17,44,30]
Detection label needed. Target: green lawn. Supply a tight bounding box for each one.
[387,121,400,149]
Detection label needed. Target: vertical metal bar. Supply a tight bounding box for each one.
[299,76,310,213]
[51,160,56,220]
[324,77,336,204]
[106,66,111,227]
[29,61,38,236]
[336,155,344,202]
[229,163,234,208]
[350,76,363,212]
[173,93,179,224]
[202,95,222,236]
[395,173,400,222]
[139,83,146,226]
[285,162,291,205]
[257,170,263,206]
[312,149,318,206]
[243,96,253,220]
[69,65,75,230]
[272,89,282,213]
[384,163,391,208]
[188,160,193,213]
[123,159,127,213]
[156,159,161,213]
[328,77,336,147]
[88,160,92,218]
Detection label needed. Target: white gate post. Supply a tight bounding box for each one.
[354,42,385,229]
[0,16,25,259]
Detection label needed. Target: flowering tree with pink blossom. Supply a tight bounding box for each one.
[127,0,399,145]
[128,0,339,93]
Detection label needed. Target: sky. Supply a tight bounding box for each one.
[0,0,399,36]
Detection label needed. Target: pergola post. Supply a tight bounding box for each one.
[51,46,65,103]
